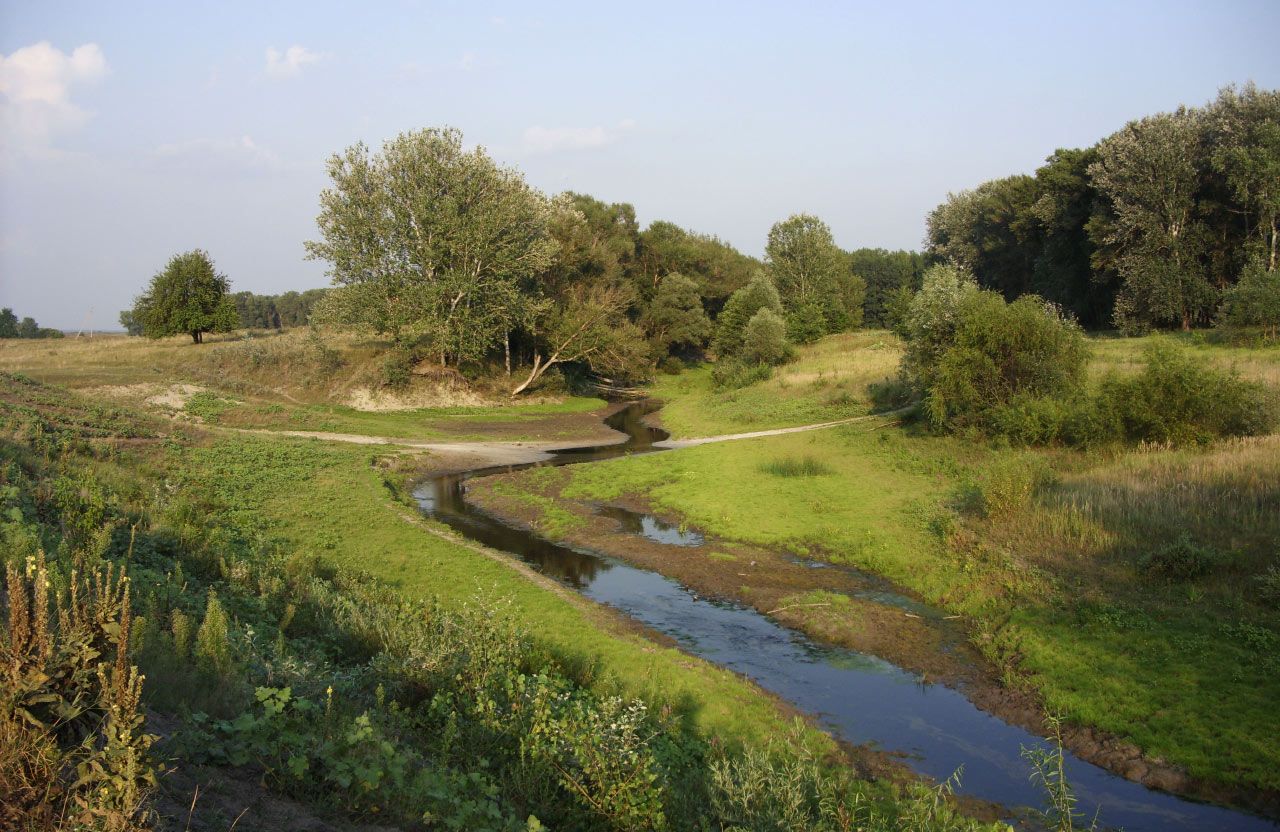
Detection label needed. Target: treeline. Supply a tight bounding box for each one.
[307,128,926,393]
[230,288,328,329]
[0,308,63,339]
[927,83,1279,332]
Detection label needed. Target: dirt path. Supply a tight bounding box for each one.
[656,408,908,448]
[236,409,906,466]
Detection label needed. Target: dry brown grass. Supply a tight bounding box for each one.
[0,328,540,411]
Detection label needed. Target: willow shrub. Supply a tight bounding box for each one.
[919,291,1087,433]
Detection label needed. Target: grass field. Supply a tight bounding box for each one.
[507,330,1280,793]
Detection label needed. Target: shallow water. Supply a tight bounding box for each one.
[412,401,1276,831]
[596,504,707,546]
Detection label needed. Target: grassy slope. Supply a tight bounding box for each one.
[545,331,1280,791]
[186,393,604,440]
[180,432,832,753]
[0,330,606,441]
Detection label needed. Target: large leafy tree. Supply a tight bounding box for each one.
[1207,83,1280,273]
[765,214,851,342]
[1088,109,1214,332]
[926,175,1041,301]
[306,127,558,366]
[131,250,238,343]
[633,222,757,308]
[511,283,648,395]
[641,272,711,356]
[0,308,17,338]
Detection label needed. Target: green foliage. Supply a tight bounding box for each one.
[642,272,712,355]
[713,272,784,358]
[195,590,233,674]
[1097,342,1278,444]
[766,214,856,341]
[131,249,238,343]
[230,288,328,330]
[307,127,557,364]
[380,350,414,389]
[926,84,1280,332]
[1021,717,1100,832]
[957,454,1050,519]
[183,391,238,421]
[1218,256,1280,338]
[739,308,792,366]
[119,308,144,336]
[900,266,1087,434]
[849,248,925,328]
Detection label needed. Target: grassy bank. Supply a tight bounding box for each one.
[1,371,1003,830]
[499,331,1280,795]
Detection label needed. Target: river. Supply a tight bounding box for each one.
[412,401,1276,832]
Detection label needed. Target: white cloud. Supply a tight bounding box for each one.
[521,119,636,154]
[152,135,280,175]
[265,45,323,78]
[0,42,107,150]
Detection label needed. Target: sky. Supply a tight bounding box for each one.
[2,1,1278,330]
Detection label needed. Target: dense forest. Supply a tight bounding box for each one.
[926,83,1280,331]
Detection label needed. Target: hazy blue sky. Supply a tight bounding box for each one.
[2,1,1278,329]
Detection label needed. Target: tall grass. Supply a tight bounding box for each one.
[759,455,835,477]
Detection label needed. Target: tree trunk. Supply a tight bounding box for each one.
[504,331,511,377]
[511,354,553,396]
[1181,311,1191,332]
[191,331,202,344]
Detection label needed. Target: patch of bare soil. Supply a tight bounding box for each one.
[465,469,1280,819]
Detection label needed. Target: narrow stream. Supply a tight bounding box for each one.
[412,402,1276,832]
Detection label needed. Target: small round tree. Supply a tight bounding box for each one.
[740,307,792,366]
[712,272,783,357]
[132,250,238,343]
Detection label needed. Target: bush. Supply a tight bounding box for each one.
[867,373,917,413]
[711,360,773,390]
[923,292,1087,432]
[759,456,834,477]
[381,350,414,389]
[1098,343,1278,444]
[658,355,685,375]
[1139,534,1225,581]
[740,308,792,366]
[956,454,1051,518]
